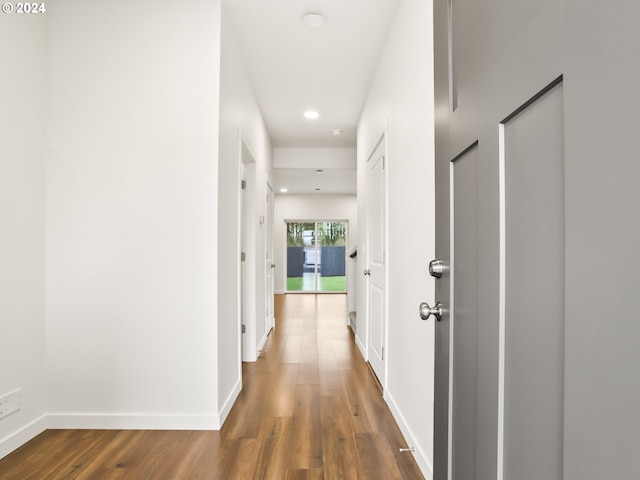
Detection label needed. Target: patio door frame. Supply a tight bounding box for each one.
[285,219,349,293]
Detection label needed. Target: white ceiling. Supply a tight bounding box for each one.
[223,0,401,194]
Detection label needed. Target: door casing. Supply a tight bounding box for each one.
[264,182,275,338]
[366,132,388,388]
[240,140,257,362]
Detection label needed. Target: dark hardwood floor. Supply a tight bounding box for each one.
[0,294,424,479]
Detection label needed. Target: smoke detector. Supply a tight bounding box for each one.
[303,13,325,29]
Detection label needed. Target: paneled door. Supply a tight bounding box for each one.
[366,134,387,387]
[433,1,640,479]
[432,1,565,478]
[434,0,640,480]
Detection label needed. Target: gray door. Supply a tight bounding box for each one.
[562,1,640,479]
[433,1,640,479]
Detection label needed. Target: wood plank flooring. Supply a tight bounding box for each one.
[0,294,424,479]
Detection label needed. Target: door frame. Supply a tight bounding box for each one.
[264,181,275,336]
[364,130,388,389]
[240,138,257,362]
[283,219,349,294]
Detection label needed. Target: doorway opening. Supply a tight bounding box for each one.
[286,221,348,293]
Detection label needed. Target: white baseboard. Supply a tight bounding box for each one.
[46,413,220,431]
[1,384,245,460]
[243,327,270,364]
[257,329,269,353]
[0,415,48,460]
[275,290,285,295]
[218,377,242,427]
[355,333,367,359]
[384,390,433,479]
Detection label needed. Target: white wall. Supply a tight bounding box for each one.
[45,0,222,429]
[218,6,273,397]
[357,0,435,476]
[273,194,357,310]
[273,148,356,169]
[0,13,48,458]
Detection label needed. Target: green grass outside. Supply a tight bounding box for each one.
[319,276,346,291]
[287,277,303,290]
[287,276,346,291]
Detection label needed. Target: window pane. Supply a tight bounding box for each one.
[317,222,347,292]
[287,222,316,291]
[287,221,347,292]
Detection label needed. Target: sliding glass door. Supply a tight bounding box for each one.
[286,221,347,292]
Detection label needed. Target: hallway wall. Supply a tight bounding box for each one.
[0,13,48,458]
[357,0,435,476]
[45,0,222,429]
[218,5,273,415]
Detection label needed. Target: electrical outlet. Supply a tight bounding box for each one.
[0,389,21,420]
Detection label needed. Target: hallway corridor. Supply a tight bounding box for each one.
[224,293,424,478]
[0,294,424,479]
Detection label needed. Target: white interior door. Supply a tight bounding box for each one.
[265,182,274,333]
[366,135,386,387]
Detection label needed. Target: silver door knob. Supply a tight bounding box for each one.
[429,259,447,278]
[363,269,371,276]
[419,301,443,321]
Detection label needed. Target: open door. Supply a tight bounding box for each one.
[433,0,565,475]
[432,1,640,479]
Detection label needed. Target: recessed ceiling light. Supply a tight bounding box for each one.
[280,188,288,193]
[302,13,325,29]
[316,169,324,173]
[304,110,319,120]
[332,129,343,136]
[315,188,321,191]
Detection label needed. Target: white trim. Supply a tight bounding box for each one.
[365,129,387,165]
[448,160,455,480]
[283,291,343,295]
[382,129,389,392]
[497,123,507,480]
[364,129,388,389]
[219,377,242,427]
[257,328,269,354]
[386,389,434,479]
[241,140,257,363]
[283,218,350,223]
[265,181,275,332]
[355,332,367,359]
[348,311,357,332]
[46,413,220,431]
[1,408,228,460]
[0,415,48,460]
[237,133,244,398]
